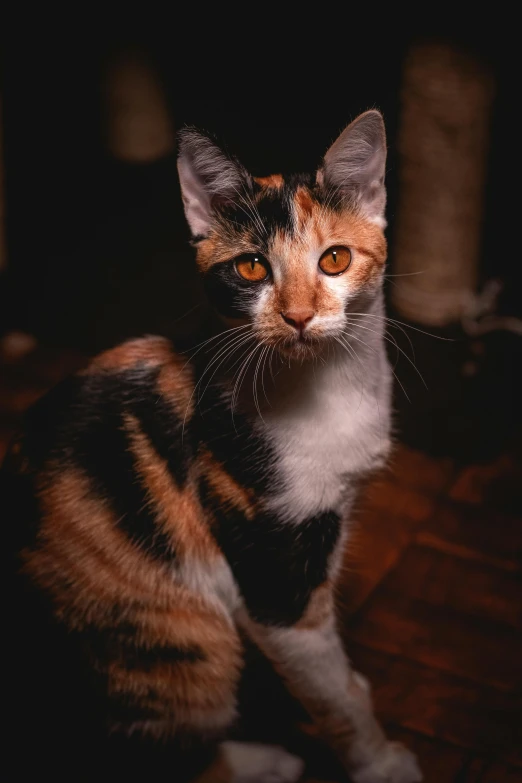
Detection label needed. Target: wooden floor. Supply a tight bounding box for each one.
[1,337,521,783]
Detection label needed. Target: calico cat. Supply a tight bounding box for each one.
[4,110,422,783]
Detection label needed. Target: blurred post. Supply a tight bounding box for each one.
[391,42,494,326]
[0,95,6,270]
[105,51,175,163]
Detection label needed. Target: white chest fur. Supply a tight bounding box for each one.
[261,347,392,523]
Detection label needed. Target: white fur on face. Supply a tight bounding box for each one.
[250,210,386,353]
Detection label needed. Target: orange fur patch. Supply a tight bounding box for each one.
[200,449,256,520]
[23,465,243,739]
[155,352,195,421]
[125,414,218,560]
[293,186,315,226]
[83,336,174,374]
[196,233,260,272]
[24,468,177,623]
[254,174,284,188]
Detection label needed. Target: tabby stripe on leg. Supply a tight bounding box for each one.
[85,622,205,671]
[108,692,164,724]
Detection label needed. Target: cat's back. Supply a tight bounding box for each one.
[3,334,214,571]
[6,335,193,477]
[3,336,240,778]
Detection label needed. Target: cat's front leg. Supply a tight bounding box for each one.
[239,592,422,783]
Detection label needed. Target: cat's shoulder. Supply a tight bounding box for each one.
[81,335,195,407]
[4,336,195,474]
[85,335,182,374]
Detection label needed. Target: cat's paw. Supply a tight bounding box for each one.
[220,741,305,783]
[351,742,422,783]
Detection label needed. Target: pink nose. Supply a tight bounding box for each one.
[281,309,315,333]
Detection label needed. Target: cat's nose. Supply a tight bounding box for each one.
[281,310,315,333]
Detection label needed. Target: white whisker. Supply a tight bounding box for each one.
[198,332,256,402]
[231,343,263,420]
[252,344,269,422]
[181,328,254,440]
[345,318,428,389]
[346,311,454,341]
[183,323,251,366]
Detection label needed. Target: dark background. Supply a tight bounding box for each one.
[1,27,520,459]
[1,27,521,783]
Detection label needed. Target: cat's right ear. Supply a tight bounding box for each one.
[177,129,246,239]
[317,110,387,226]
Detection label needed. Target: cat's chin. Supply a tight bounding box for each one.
[275,336,328,362]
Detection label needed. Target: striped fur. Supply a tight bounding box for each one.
[4,112,422,782]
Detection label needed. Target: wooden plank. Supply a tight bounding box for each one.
[344,591,522,692]
[462,757,522,782]
[418,500,522,569]
[341,455,454,612]
[449,455,522,516]
[344,643,522,766]
[387,444,456,495]
[476,761,522,782]
[359,478,441,527]
[381,545,522,629]
[341,487,431,613]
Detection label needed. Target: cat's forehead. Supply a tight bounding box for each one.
[247,172,319,239]
[254,174,285,188]
[196,173,385,271]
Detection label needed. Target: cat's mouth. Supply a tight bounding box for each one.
[276,333,325,359]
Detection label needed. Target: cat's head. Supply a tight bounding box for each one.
[177,110,387,359]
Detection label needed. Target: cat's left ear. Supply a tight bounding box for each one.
[317,110,387,226]
[177,129,248,238]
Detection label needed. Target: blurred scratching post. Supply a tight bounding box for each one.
[391,43,494,326]
[105,52,174,162]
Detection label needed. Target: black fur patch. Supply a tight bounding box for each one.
[216,174,320,245]
[69,371,176,561]
[19,364,190,562]
[203,260,268,319]
[217,184,292,242]
[194,380,276,495]
[126,369,189,487]
[204,176,329,318]
[107,692,163,724]
[252,186,293,235]
[201,477,341,626]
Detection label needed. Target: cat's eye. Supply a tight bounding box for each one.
[235,255,269,282]
[318,246,352,276]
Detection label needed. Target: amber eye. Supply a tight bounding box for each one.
[318,246,352,276]
[235,255,269,282]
